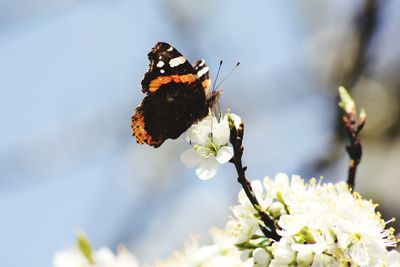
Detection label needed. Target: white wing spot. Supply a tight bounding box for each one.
[167,46,173,52]
[156,61,164,67]
[160,69,165,73]
[158,56,162,60]
[197,66,209,78]
[169,56,186,67]
[198,60,205,67]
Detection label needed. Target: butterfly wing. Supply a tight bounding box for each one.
[132,42,210,148]
[141,42,198,94]
[193,59,211,92]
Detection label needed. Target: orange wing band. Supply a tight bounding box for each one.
[131,109,163,147]
[148,74,197,93]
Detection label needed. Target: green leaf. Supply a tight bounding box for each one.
[77,233,95,264]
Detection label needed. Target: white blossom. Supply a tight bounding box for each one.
[387,250,400,267]
[53,246,139,267]
[154,228,251,267]
[252,247,271,266]
[228,173,400,266]
[269,236,296,266]
[294,245,314,266]
[54,173,399,267]
[181,112,237,180]
[227,180,267,247]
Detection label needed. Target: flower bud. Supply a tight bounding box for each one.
[359,108,367,124]
[228,113,243,130]
[253,247,271,266]
[268,201,286,218]
[338,86,356,114]
[296,247,314,266]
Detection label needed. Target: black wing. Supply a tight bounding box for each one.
[141,42,197,94]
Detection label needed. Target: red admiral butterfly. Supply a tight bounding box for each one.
[131,42,219,148]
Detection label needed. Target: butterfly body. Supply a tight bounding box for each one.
[131,42,218,148]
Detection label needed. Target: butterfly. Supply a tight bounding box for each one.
[131,42,219,148]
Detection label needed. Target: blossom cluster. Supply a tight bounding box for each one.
[228,173,400,266]
[53,173,400,267]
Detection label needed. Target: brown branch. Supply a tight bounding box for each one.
[342,112,365,189]
[229,122,280,241]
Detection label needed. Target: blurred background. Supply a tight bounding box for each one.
[1,0,399,266]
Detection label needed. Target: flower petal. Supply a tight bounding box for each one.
[181,148,203,168]
[216,146,233,164]
[253,247,271,265]
[186,115,212,146]
[195,157,219,180]
[386,250,400,266]
[186,127,211,146]
[212,115,230,146]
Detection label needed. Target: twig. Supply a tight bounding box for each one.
[343,113,364,189]
[229,121,280,241]
[339,87,366,190]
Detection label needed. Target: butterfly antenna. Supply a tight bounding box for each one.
[212,60,223,92]
[215,61,240,90]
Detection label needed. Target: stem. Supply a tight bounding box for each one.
[347,159,359,189]
[343,114,363,190]
[229,124,280,241]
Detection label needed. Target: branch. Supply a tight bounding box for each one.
[338,87,366,190]
[229,121,280,241]
[343,114,363,189]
